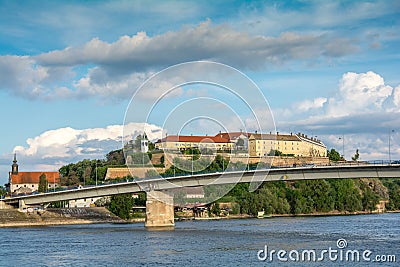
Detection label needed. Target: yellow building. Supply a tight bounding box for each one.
[248,132,327,157]
[155,135,233,151]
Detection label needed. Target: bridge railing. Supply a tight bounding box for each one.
[5,160,398,199]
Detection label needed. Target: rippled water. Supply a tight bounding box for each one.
[0,213,399,266]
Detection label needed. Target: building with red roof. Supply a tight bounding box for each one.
[7,154,60,194]
[155,134,233,151]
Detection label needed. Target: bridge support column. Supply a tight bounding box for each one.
[18,199,26,211]
[145,190,174,229]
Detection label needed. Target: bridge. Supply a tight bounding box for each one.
[2,164,400,228]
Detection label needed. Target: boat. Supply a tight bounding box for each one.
[257,211,272,218]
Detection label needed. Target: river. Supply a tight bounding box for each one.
[0,213,398,266]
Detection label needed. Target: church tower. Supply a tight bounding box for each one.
[141,132,149,153]
[11,153,18,175]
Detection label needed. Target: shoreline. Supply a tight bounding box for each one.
[184,209,400,221]
[1,208,399,228]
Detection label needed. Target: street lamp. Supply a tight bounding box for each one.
[339,134,345,161]
[389,130,395,165]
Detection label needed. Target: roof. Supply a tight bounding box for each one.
[158,135,231,143]
[215,132,251,140]
[249,133,300,141]
[10,172,60,184]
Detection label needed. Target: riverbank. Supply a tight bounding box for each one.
[0,207,124,227]
[2,208,398,228]
[185,209,400,221]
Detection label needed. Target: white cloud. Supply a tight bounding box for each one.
[282,71,399,123]
[326,71,394,117]
[0,20,361,101]
[276,71,400,160]
[8,123,163,171]
[298,97,327,112]
[35,20,357,71]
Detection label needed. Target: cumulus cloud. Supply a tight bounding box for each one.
[7,123,163,171]
[0,20,360,101]
[326,71,395,116]
[278,71,400,137]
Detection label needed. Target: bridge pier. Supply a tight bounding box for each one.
[18,199,26,211]
[145,190,174,229]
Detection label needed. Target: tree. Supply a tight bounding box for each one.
[130,152,151,165]
[106,149,125,165]
[352,149,360,161]
[38,173,48,193]
[328,148,341,162]
[0,186,6,198]
[268,149,282,156]
[109,193,134,219]
[362,187,379,211]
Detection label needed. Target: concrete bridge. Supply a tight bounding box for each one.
[2,164,400,228]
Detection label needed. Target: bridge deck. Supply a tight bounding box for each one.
[3,164,400,206]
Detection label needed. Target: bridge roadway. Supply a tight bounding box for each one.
[3,164,400,206]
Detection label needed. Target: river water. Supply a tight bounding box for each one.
[0,213,398,266]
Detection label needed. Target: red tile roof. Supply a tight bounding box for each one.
[10,172,60,184]
[158,135,231,143]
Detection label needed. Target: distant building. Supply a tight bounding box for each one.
[155,134,233,151]
[215,131,251,150]
[68,197,100,208]
[7,154,60,194]
[248,132,327,157]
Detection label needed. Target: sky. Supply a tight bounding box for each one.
[0,0,399,184]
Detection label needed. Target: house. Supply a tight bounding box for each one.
[7,154,60,194]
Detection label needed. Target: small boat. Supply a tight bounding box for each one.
[257,211,272,218]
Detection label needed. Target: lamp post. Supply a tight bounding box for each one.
[389,130,395,165]
[95,160,98,186]
[339,134,345,161]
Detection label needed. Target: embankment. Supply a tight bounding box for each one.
[0,207,124,227]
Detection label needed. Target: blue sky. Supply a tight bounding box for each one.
[1,0,399,184]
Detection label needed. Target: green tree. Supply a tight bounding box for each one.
[328,148,341,161]
[362,188,379,211]
[134,192,146,206]
[210,202,221,216]
[352,149,360,161]
[329,179,362,212]
[0,186,6,198]
[109,194,134,219]
[106,149,125,165]
[38,173,48,193]
[130,152,151,164]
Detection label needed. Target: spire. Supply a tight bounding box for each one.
[12,153,18,175]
